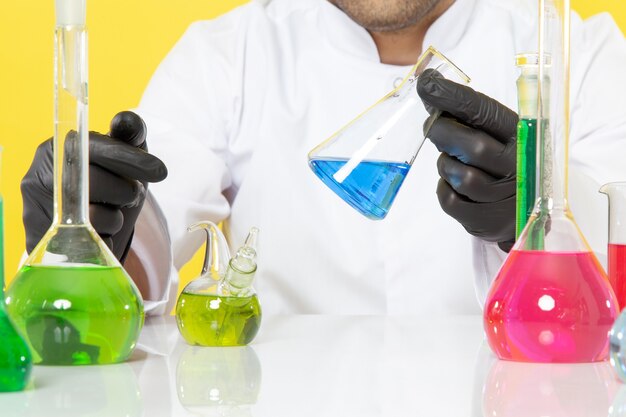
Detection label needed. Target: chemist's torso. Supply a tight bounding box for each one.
[145,0,606,314]
[212,0,530,315]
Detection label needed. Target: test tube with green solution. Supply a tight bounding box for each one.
[515,53,540,238]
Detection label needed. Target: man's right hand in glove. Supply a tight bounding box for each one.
[21,111,168,263]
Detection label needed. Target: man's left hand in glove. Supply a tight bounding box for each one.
[417,69,519,252]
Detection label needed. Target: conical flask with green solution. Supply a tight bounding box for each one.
[5,0,143,365]
[0,149,32,391]
[176,222,261,347]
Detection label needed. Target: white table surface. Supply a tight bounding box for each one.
[0,314,624,417]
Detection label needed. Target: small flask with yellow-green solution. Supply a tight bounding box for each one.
[176,222,261,346]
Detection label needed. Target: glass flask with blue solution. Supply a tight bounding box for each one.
[307,46,470,220]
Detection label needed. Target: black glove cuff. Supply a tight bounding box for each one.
[497,239,515,253]
[119,229,135,265]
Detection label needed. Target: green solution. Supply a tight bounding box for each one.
[0,196,32,391]
[176,291,261,347]
[516,117,537,238]
[0,311,32,391]
[6,265,143,365]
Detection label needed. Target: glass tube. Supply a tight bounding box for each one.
[515,53,540,239]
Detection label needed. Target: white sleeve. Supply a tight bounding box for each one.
[130,192,179,316]
[136,20,242,268]
[472,237,508,308]
[128,15,248,313]
[472,12,626,308]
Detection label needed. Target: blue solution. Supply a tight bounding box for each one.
[309,157,411,220]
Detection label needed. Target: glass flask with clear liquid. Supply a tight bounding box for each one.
[176,222,261,347]
[483,0,618,363]
[0,149,32,391]
[5,0,143,365]
[307,46,470,220]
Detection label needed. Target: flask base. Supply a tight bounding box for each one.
[176,292,261,347]
[484,250,618,363]
[308,157,410,220]
[6,265,144,365]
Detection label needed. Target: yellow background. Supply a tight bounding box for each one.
[0,0,624,293]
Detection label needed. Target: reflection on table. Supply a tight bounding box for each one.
[177,345,261,416]
[0,315,625,416]
[0,363,141,417]
[477,342,620,417]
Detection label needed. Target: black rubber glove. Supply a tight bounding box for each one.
[416,69,519,252]
[21,111,168,263]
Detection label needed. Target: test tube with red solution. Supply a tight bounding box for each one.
[600,182,626,310]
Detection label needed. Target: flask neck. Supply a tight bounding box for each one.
[222,258,257,297]
[220,227,259,297]
[53,25,89,227]
[536,0,570,214]
[516,68,539,119]
[536,119,568,213]
[599,183,626,244]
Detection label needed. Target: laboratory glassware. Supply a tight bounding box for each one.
[515,53,543,238]
[307,46,470,220]
[483,0,618,363]
[0,149,32,391]
[5,0,143,365]
[176,221,261,346]
[600,182,626,309]
[610,311,626,382]
[601,183,626,381]
[610,385,626,417]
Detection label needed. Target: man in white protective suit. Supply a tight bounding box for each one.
[21,0,626,315]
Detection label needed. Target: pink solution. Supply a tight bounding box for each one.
[608,243,626,310]
[484,250,618,363]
